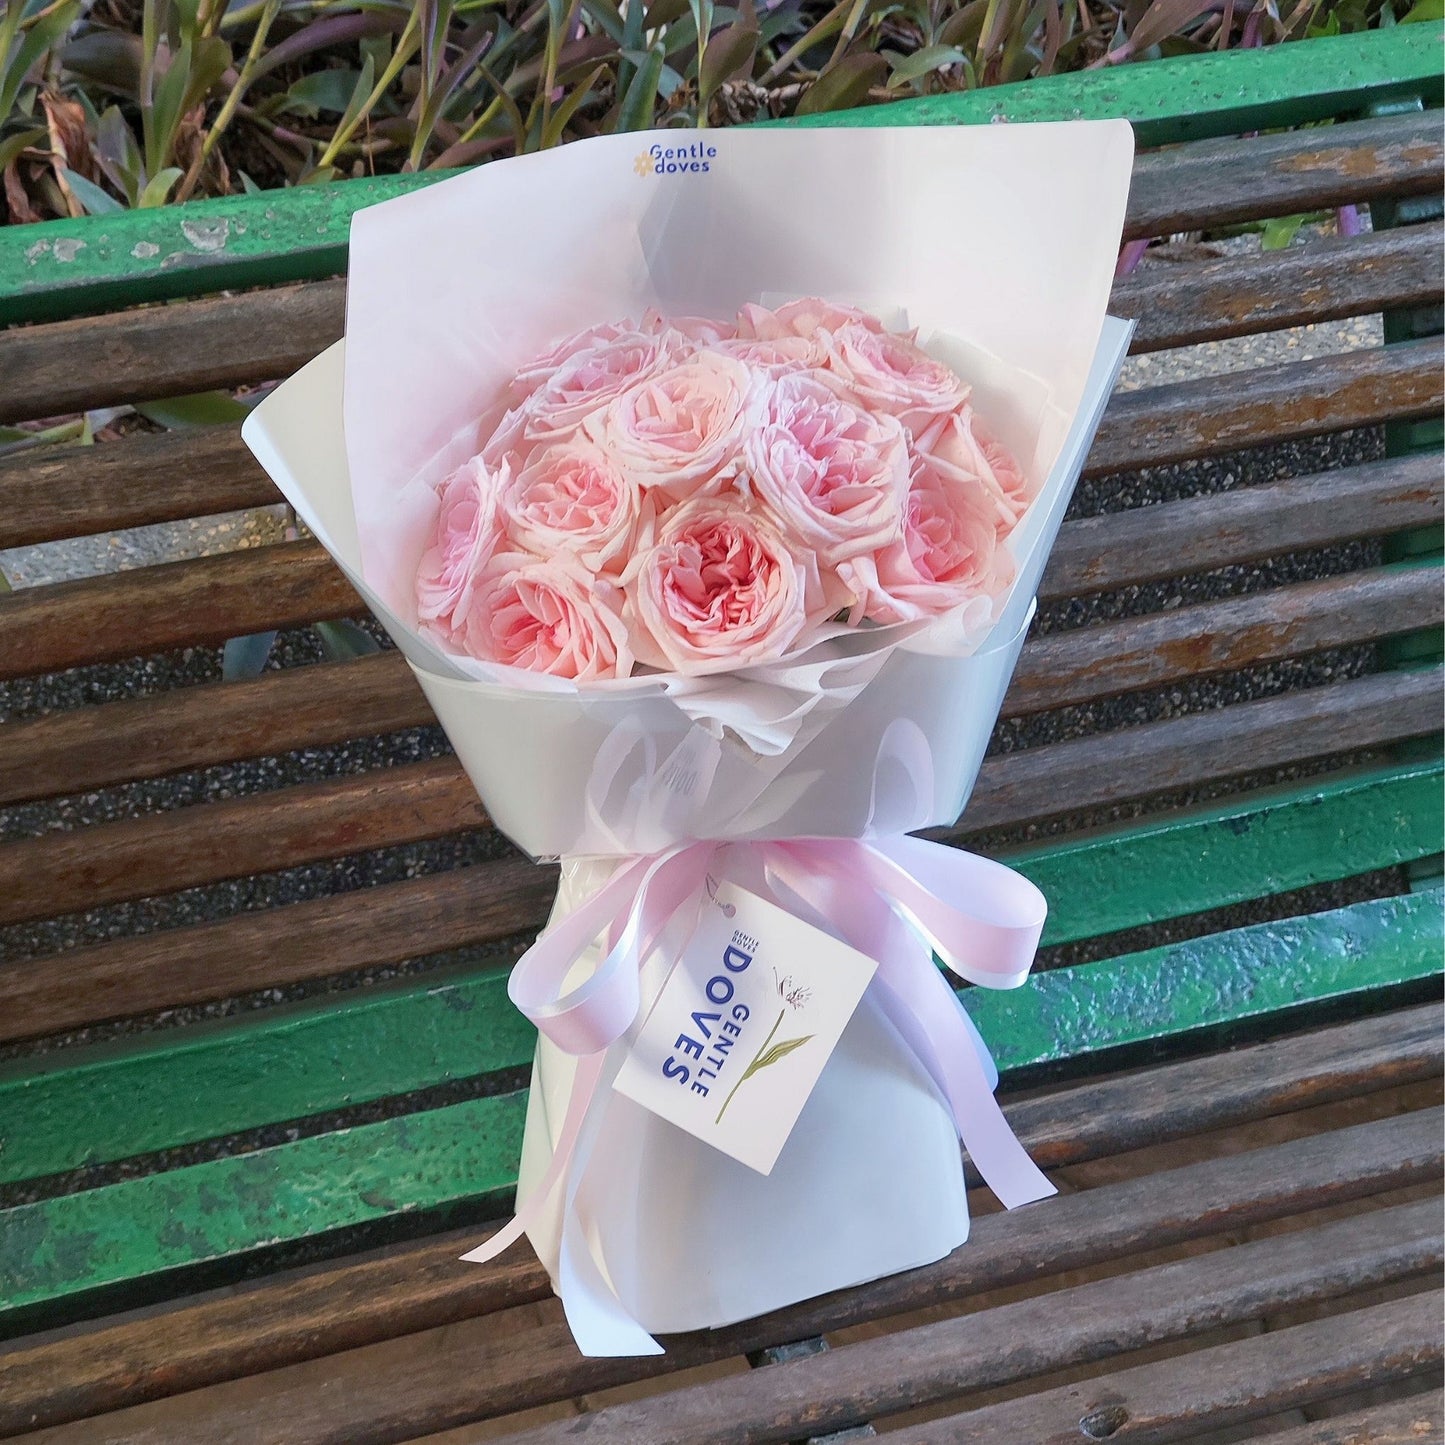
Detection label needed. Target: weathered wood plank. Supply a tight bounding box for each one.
[0,329,1437,569]
[956,665,1443,833]
[887,1292,1444,1445]
[5,454,1438,809]
[0,424,282,551]
[3,1076,1436,1437]
[0,758,489,929]
[2,211,1437,426]
[1181,1398,1445,1445]
[1009,563,1441,716]
[4,874,1436,1185]
[0,667,1437,931]
[1040,452,1443,601]
[4,761,1435,1044]
[1116,220,1445,353]
[0,281,347,428]
[1125,110,1443,242]
[0,539,358,684]
[416,1207,1445,1445]
[1082,337,1442,479]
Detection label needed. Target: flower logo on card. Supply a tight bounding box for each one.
[634,142,717,177]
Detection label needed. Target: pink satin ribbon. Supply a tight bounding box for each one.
[462,836,1056,1356]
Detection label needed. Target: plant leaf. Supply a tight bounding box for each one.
[135,390,252,427]
[283,69,367,118]
[1260,212,1307,251]
[698,20,758,109]
[886,41,966,86]
[1402,0,1443,20]
[1124,0,1216,55]
[741,1034,812,1080]
[137,164,183,207]
[793,51,885,115]
[0,126,45,176]
[617,42,665,130]
[222,631,278,681]
[541,61,606,147]
[313,619,381,661]
[64,169,125,214]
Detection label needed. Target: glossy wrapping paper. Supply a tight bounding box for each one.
[243,119,1135,1355]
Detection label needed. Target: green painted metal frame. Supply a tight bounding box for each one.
[1,760,1438,1187]
[2,885,1438,1325]
[0,26,1439,325]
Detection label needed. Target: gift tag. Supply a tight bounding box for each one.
[612,879,879,1174]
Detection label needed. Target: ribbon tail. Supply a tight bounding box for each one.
[874,957,1054,1209]
[459,1051,605,1265]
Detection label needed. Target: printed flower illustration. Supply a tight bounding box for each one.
[715,971,813,1124]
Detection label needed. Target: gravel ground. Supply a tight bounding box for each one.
[0,251,1412,1158]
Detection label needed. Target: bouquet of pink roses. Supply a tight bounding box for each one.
[417,298,1026,684]
[245,121,1135,1359]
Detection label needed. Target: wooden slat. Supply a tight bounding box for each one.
[1116,220,1445,353]
[0,757,488,929]
[889,1293,1444,1445]
[1040,451,1443,601]
[0,666,1437,931]
[0,422,288,551]
[1082,336,1442,479]
[5,871,1437,1184]
[1190,1398,1444,1445]
[1125,109,1443,241]
[0,205,1436,427]
[64,1198,1434,1445]
[4,454,1438,809]
[1009,563,1441,716]
[0,320,1438,566]
[956,664,1443,834]
[2,1023,1435,1438]
[0,281,346,428]
[486,1229,1442,1445]
[4,761,1435,1045]
[0,539,358,684]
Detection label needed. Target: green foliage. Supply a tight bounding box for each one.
[0,0,1416,220]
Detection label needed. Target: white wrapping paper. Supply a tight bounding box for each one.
[242,120,1135,1346]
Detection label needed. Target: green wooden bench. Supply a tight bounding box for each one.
[0,25,1441,1443]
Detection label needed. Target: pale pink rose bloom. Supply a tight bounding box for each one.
[826,323,968,425]
[641,308,736,347]
[912,406,1033,535]
[742,371,910,565]
[590,352,757,502]
[499,434,642,575]
[509,319,640,402]
[625,496,818,674]
[524,331,679,438]
[718,333,829,375]
[459,550,632,680]
[840,451,1015,625]
[736,297,889,342]
[416,455,507,644]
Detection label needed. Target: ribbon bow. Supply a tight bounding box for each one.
[463,835,1056,1356]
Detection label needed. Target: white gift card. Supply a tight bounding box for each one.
[613,880,879,1174]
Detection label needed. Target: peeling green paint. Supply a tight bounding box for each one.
[0,1094,525,1320]
[2,762,1438,1188]
[3,886,1439,1321]
[0,28,1438,326]
[971,888,1444,1073]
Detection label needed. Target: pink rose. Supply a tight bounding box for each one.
[509,319,641,402]
[718,333,829,375]
[737,297,888,341]
[625,496,817,674]
[839,451,1015,626]
[523,331,679,438]
[499,434,642,575]
[741,371,909,564]
[826,324,967,426]
[913,407,1032,535]
[642,308,736,348]
[416,455,506,644]
[458,550,632,680]
[589,352,757,502]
